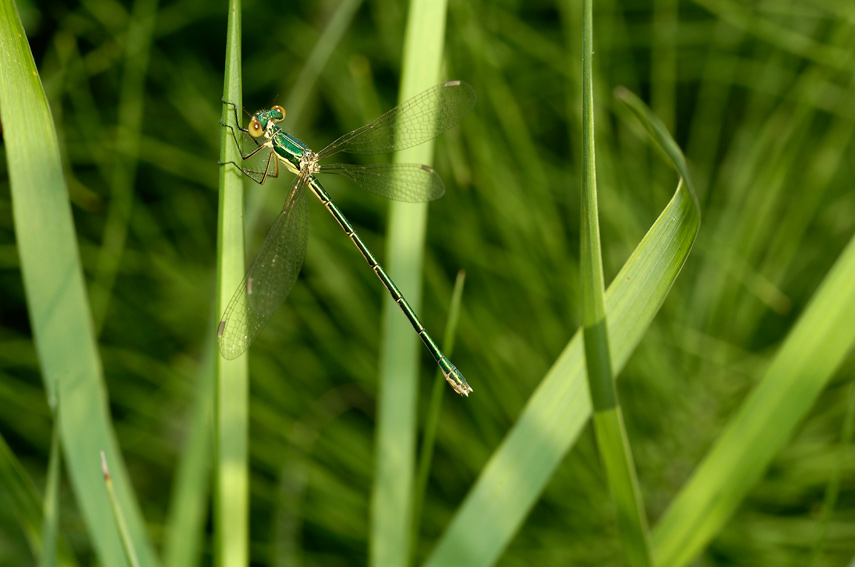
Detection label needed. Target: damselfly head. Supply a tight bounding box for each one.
[247,106,286,138]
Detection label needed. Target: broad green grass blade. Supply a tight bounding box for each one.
[425,92,700,566]
[214,0,249,565]
[580,2,652,565]
[0,2,157,565]
[370,0,450,565]
[651,232,855,566]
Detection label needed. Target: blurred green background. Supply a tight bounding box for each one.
[2,0,854,565]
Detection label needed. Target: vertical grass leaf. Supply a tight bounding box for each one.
[0,1,157,565]
[371,0,451,565]
[214,0,249,564]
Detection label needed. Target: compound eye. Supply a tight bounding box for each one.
[271,105,286,122]
[248,117,263,138]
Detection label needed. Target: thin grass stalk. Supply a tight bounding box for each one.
[214,0,249,565]
[38,406,61,567]
[370,0,450,565]
[580,2,653,565]
[163,355,214,567]
[411,271,466,562]
[100,453,140,567]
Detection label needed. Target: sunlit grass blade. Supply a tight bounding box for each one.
[580,2,653,566]
[370,0,451,565]
[425,91,700,567]
[0,1,157,565]
[214,0,249,564]
[651,232,855,566]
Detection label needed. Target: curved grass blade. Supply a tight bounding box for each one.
[424,90,700,567]
[322,162,446,202]
[217,176,310,359]
[0,1,157,565]
[319,80,475,159]
[581,3,652,564]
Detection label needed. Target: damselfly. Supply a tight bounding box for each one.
[217,80,475,396]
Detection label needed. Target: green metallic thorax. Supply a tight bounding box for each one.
[270,127,308,175]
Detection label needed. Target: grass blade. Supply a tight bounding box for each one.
[370,0,451,565]
[651,232,855,566]
[101,453,140,567]
[163,356,214,567]
[39,406,62,567]
[0,431,75,566]
[411,271,466,560]
[0,1,156,564]
[425,92,700,567]
[580,2,653,565]
[214,0,249,564]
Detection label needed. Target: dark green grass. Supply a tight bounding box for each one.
[1,0,854,566]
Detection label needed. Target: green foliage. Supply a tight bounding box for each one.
[1,0,854,566]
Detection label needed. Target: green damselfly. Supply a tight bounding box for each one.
[217,80,475,396]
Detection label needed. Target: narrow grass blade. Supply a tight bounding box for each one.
[0,1,157,565]
[100,453,140,567]
[411,271,466,560]
[580,5,653,562]
[0,433,39,558]
[370,0,450,565]
[39,406,62,567]
[214,0,249,565]
[0,432,73,566]
[425,93,700,567]
[0,395,80,567]
[163,356,214,567]
[651,233,855,566]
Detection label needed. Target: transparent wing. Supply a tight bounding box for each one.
[320,162,445,202]
[217,175,310,359]
[318,80,476,159]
